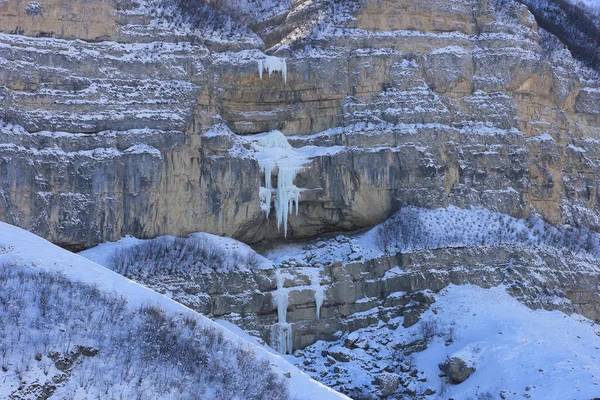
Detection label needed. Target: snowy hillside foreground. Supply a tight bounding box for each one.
[0,222,347,400]
[294,284,600,399]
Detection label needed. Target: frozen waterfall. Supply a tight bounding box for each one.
[271,269,293,355]
[252,131,309,238]
[307,268,324,320]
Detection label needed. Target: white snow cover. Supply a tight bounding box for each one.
[294,284,600,399]
[0,222,347,400]
[416,285,600,399]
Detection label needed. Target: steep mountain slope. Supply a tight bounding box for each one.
[0,222,347,400]
[0,0,599,249]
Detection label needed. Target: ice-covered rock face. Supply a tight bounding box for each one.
[0,0,599,247]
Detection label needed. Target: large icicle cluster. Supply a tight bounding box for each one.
[251,131,309,237]
[258,56,288,84]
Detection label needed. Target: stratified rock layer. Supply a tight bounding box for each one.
[0,0,599,247]
[128,244,600,351]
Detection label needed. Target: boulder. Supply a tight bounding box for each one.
[438,357,476,384]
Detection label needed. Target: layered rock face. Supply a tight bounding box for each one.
[0,0,599,248]
[128,244,600,351]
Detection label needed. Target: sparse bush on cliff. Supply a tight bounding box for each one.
[376,206,600,257]
[109,235,264,277]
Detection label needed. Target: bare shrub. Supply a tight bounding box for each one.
[419,319,439,344]
[0,262,289,399]
[109,235,262,278]
[444,323,459,345]
[375,206,600,259]
[477,391,495,400]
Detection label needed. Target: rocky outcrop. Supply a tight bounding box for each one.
[129,244,600,351]
[439,357,475,384]
[0,0,599,247]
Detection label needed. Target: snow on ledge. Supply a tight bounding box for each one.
[123,144,162,158]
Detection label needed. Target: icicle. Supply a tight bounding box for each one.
[257,56,287,84]
[271,322,293,355]
[259,187,272,218]
[274,161,302,237]
[271,269,293,354]
[253,131,309,238]
[282,60,287,84]
[308,268,325,320]
[275,269,288,324]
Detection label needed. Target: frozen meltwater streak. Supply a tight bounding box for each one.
[274,159,302,237]
[272,269,293,354]
[254,131,308,237]
[275,269,289,324]
[271,322,292,355]
[258,56,287,84]
[307,268,324,320]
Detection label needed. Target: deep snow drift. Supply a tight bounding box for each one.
[0,222,347,400]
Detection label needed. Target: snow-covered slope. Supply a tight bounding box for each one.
[0,222,347,400]
[294,284,600,399]
[264,206,600,268]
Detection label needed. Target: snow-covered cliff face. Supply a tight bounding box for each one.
[0,0,599,248]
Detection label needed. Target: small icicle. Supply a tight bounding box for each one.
[281,58,287,84]
[257,56,287,84]
[271,268,293,354]
[309,269,325,320]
